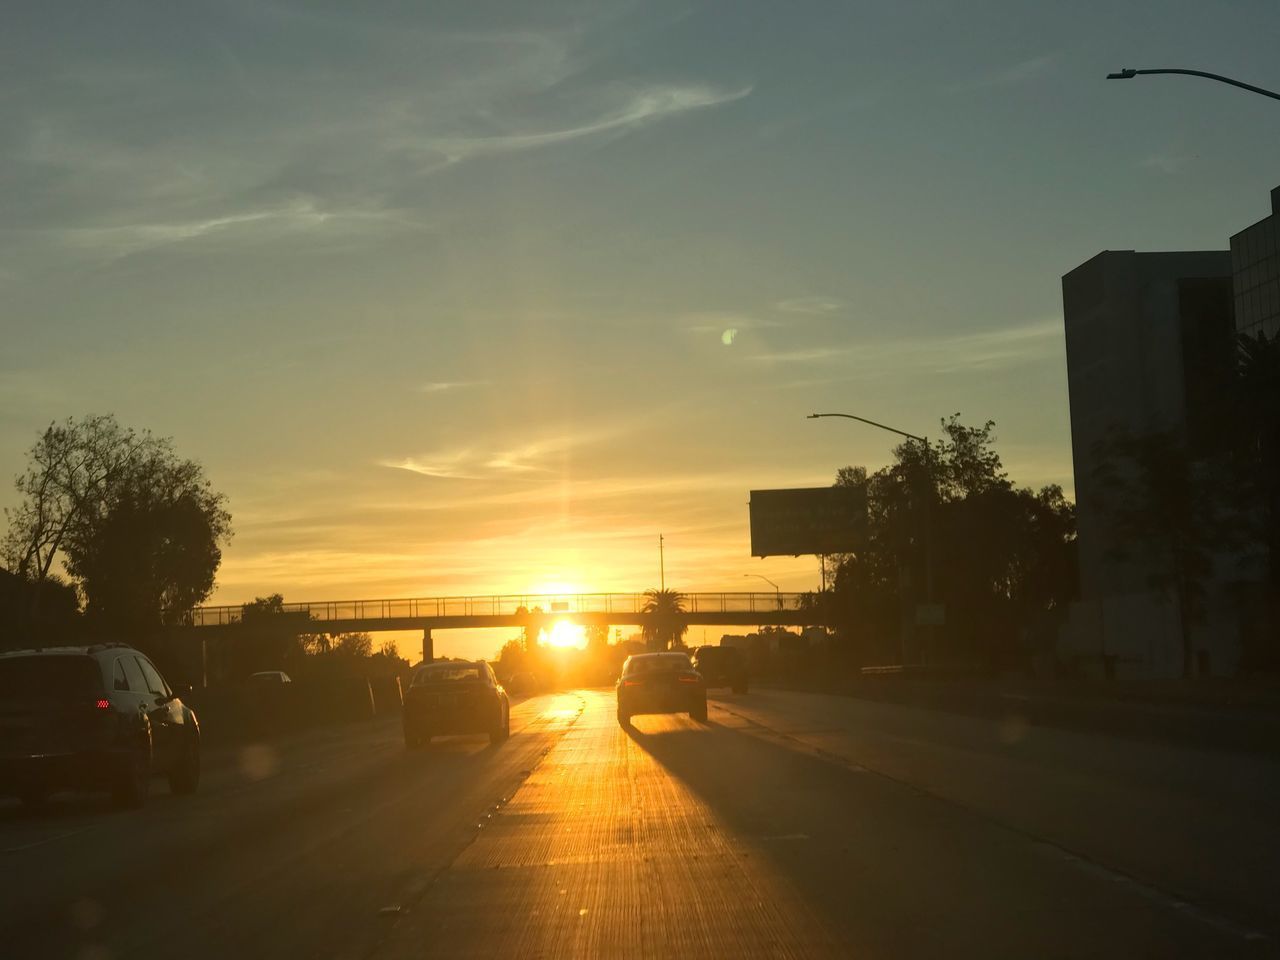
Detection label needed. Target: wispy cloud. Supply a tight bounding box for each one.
[748,346,851,364]
[416,380,488,394]
[45,198,423,260]
[752,318,1062,374]
[379,426,618,482]
[682,311,782,335]
[775,296,844,316]
[1140,152,1196,175]
[950,54,1057,92]
[416,84,753,167]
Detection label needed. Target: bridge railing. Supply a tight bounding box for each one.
[185,592,812,627]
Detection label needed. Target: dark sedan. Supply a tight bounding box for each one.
[0,643,200,808]
[403,660,510,747]
[690,645,749,694]
[616,652,707,725]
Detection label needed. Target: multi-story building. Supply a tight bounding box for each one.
[1231,186,1280,339]
[1059,185,1279,677]
[1058,250,1241,677]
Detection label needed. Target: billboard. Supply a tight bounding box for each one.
[749,486,867,557]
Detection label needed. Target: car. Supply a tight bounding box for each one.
[403,660,509,747]
[0,643,201,808]
[503,672,539,696]
[246,670,292,685]
[690,645,749,694]
[616,652,707,725]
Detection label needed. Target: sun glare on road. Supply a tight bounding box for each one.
[544,619,587,649]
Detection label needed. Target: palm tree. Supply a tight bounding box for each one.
[641,588,688,651]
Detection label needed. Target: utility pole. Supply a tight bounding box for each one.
[659,534,665,591]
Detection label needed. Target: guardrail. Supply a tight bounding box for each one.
[185,592,812,627]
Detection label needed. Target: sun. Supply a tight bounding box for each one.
[544,619,588,649]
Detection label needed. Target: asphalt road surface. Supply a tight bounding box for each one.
[2,689,1276,959]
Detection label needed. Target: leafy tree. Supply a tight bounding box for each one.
[1237,330,1280,592]
[1,415,231,629]
[641,588,687,651]
[67,461,231,630]
[379,639,399,659]
[2,416,162,610]
[0,569,80,648]
[333,632,373,658]
[1093,428,1252,678]
[584,623,610,650]
[825,415,1076,668]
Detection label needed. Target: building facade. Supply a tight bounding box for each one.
[1059,250,1242,677]
[1231,186,1280,339]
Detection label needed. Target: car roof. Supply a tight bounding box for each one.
[0,643,133,660]
[626,652,690,662]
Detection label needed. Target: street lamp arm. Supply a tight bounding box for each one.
[1106,68,1280,102]
[807,413,927,444]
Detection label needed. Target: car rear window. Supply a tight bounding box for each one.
[624,655,691,676]
[0,656,102,699]
[413,664,482,684]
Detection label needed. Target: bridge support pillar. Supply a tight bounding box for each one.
[422,629,434,664]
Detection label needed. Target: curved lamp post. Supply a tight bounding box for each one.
[1106,68,1280,103]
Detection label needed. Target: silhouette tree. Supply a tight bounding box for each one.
[1,415,231,631]
[2,416,162,614]
[1093,428,1252,678]
[0,568,79,648]
[1237,330,1280,593]
[824,416,1076,668]
[65,451,231,632]
[641,588,688,651]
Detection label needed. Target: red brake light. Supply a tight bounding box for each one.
[622,679,642,686]
[94,698,111,710]
[678,674,699,683]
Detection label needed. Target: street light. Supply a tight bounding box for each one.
[1106,68,1280,103]
[743,573,782,609]
[807,412,938,664]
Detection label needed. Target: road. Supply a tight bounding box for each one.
[1,688,1276,959]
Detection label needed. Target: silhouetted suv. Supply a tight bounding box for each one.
[616,652,707,725]
[0,644,200,808]
[691,645,748,694]
[403,660,510,747]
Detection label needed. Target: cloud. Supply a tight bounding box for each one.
[43,198,424,261]
[682,311,782,335]
[751,318,1062,374]
[380,451,482,481]
[416,380,488,394]
[380,427,614,483]
[748,346,851,364]
[951,54,1058,92]
[417,83,753,167]
[1140,152,1196,175]
[775,296,844,316]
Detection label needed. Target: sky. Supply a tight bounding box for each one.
[3,1,1279,659]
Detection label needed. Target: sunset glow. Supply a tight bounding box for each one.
[543,620,588,650]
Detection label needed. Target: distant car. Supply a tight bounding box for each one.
[246,670,292,685]
[504,672,539,696]
[403,660,509,747]
[0,643,201,808]
[616,652,707,725]
[691,645,749,694]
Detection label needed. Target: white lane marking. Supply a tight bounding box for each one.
[711,701,1273,945]
[0,823,98,854]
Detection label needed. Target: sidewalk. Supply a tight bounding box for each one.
[762,672,1280,755]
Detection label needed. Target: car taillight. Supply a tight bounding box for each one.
[677,674,699,684]
[622,679,642,686]
[94,698,111,710]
